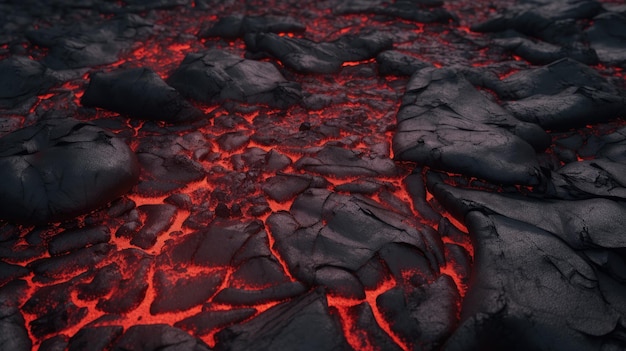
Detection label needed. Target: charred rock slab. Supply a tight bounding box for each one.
[492,32,598,65]
[586,12,626,68]
[27,14,153,69]
[245,32,393,74]
[214,290,351,351]
[393,67,546,185]
[493,58,626,130]
[267,189,444,298]
[376,50,432,76]
[113,324,211,351]
[81,68,203,123]
[0,119,139,224]
[335,0,454,23]
[444,212,625,351]
[167,50,302,108]
[0,57,58,109]
[198,15,305,39]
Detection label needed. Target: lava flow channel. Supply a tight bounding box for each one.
[1,0,626,351]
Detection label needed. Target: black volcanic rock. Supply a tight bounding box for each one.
[113,324,211,351]
[493,58,626,130]
[392,67,546,185]
[67,326,123,351]
[199,15,305,39]
[493,34,598,65]
[295,145,398,178]
[335,0,453,23]
[267,189,443,297]
[0,119,139,224]
[471,0,601,44]
[167,50,302,108]
[444,211,624,351]
[586,12,626,67]
[376,50,432,76]
[214,290,351,351]
[378,276,460,351]
[150,268,226,314]
[0,300,31,351]
[245,32,393,74]
[0,57,58,109]
[552,158,626,199]
[48,225,111,256]
[81,68,203,123]
[27,14,153,69]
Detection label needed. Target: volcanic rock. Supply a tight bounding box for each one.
[0,299,31,351]
[392,67,546,185]
[81,68,203,123]
[174,308,257,336]
[0,119,139,224]
[150,268,226,314]
[67,326,123,351]
[214,290,351,351]
[444,211,624,351]
[266,189,443,297]
[113,324,211,351]
[471,0,602,44]
[493,34,598,65]
[376,50,432,76]
[295,145,397,178]
[586,12,626,67]
[198,15,305,39]
[335,0,454,23]
[0,57,58,109]
[245,32,393,74]
[167,50,302,108]
[378,276,460,351]
[47,226,111,256]
[27,14,153,69]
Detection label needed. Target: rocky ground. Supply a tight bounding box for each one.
[0,0,625,350]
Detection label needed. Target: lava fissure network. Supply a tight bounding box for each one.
[0,0,625,350]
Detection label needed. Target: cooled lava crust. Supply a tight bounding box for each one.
[1,0,626,350]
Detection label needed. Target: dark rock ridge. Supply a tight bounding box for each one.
[167,50,302,108]
[245,32,393,74]
[81,67,204,123]
[198,15,306,39]
[392,66,548,185]
[0,118,139,223]
[26,14,153,69]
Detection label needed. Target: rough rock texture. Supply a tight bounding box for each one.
[245,32,393,74]
[113,324,212,351]
[425,177,626,351]
[214,291,351,351]
[167,50,302,108]
[335,0,454,23]
[0,57,58,109]
[494,58,626,130]
[198,15,305,39]
[81,68,203,123]
[392,67,547,185]
[586,12,626,68]
[27,14,153,69]
[0,119,139,223]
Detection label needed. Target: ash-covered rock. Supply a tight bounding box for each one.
[199,15,305,39]
[245,32,393,74]
[81,68,203,123]
[167,50,302,108]
[0,118,139,224]
[393,67,546,185]
[27,14,153,69]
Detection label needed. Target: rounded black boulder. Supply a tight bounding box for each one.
[0,119,139,224]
